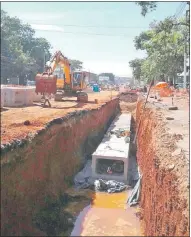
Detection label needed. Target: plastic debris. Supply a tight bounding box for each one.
[94,179,128,193]
[127,175,142,206]
[110,128,130,138]
[74,160,95,189]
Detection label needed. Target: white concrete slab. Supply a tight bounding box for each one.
[102,134,127,144]
[108,126,131,133]
[92,113,132,183]
[93,142,129,158]
[112,114,132,124]
[106,113,131,133]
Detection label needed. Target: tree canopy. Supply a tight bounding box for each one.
[136,2,157,17]
[69,59,83,71]
[1,10,53,84]
[1,10,84,84]
[129,16,188,83]
[129,58,145,82]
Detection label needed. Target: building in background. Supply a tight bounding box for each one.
[98,73,115,85]
[83,71,98,84]
[176,71,190,88]
[98,75,110,84]
[115,76,133,85]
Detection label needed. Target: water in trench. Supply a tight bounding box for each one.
[59,116,143,236]
[34,114,142,236]
[69,190,143,236]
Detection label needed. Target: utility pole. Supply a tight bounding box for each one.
[186,8,190,87]
[184,5,190,88]
[43,50,46,71]
[184,44,187,89]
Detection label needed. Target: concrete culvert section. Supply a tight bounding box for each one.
[1,92,189,236]
[71,111,142,236]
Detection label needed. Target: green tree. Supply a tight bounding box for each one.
[129,58,145,82]
[131,17,186,83]
[136,2,157,17]
[1,10,52,84]
[69,59,83,71]
[30,37,52,73]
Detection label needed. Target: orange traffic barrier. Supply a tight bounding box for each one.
[159,87,173,97]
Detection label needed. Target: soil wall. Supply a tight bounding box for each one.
[1,98,120,236]
[136,98,189,236]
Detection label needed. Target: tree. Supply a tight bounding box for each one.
[1,10,52,84]
[129,58,145,82]
[136,2,157,17]
[1,11,85,85]
[29,37,52,73]
[130,16,186,83]
[69,59,83,71]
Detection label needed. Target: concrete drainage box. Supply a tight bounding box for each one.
[92,113,131,183]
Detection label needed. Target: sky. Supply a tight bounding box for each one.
[2,1,184,77]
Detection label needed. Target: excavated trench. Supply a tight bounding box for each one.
[1,92,189,236]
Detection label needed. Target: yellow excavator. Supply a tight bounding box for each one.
[35,51,88,104]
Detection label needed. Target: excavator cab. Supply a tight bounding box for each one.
[73,72,81,88]
[72,71,86,90]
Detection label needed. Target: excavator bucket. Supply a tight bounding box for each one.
[35,73,57,95]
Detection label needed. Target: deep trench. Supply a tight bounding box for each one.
[30,96,140,236]
[1,93,188,236]
[32,117,139,235]
[1,95,141,237]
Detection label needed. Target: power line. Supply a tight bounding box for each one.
[174,2,184,17]
[174,2,185,18]
[34,29,135,37]
[54,24,149,29]
[174,2,187,19]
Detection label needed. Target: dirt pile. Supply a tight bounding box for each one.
[120,92,138,103]
[119,92,137,116]
[136,98,189,236]
[1,98,119,236]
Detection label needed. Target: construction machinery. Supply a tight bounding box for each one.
[35,51,88,106]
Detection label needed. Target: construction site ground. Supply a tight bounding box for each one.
[1,89,189,236]
[148,94,189,211]
[149,95,189,162]
[1,91,119,144]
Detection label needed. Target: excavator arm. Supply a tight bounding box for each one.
[35,50,88,104]
[46,51,72,89]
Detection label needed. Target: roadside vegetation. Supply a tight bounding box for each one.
[129,12,189,83]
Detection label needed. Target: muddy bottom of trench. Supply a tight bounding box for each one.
[61,187,143,236]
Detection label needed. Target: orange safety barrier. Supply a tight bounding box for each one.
[159,87,173,97]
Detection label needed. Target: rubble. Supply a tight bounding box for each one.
[172,148,182,156]
[94,179,128,193]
